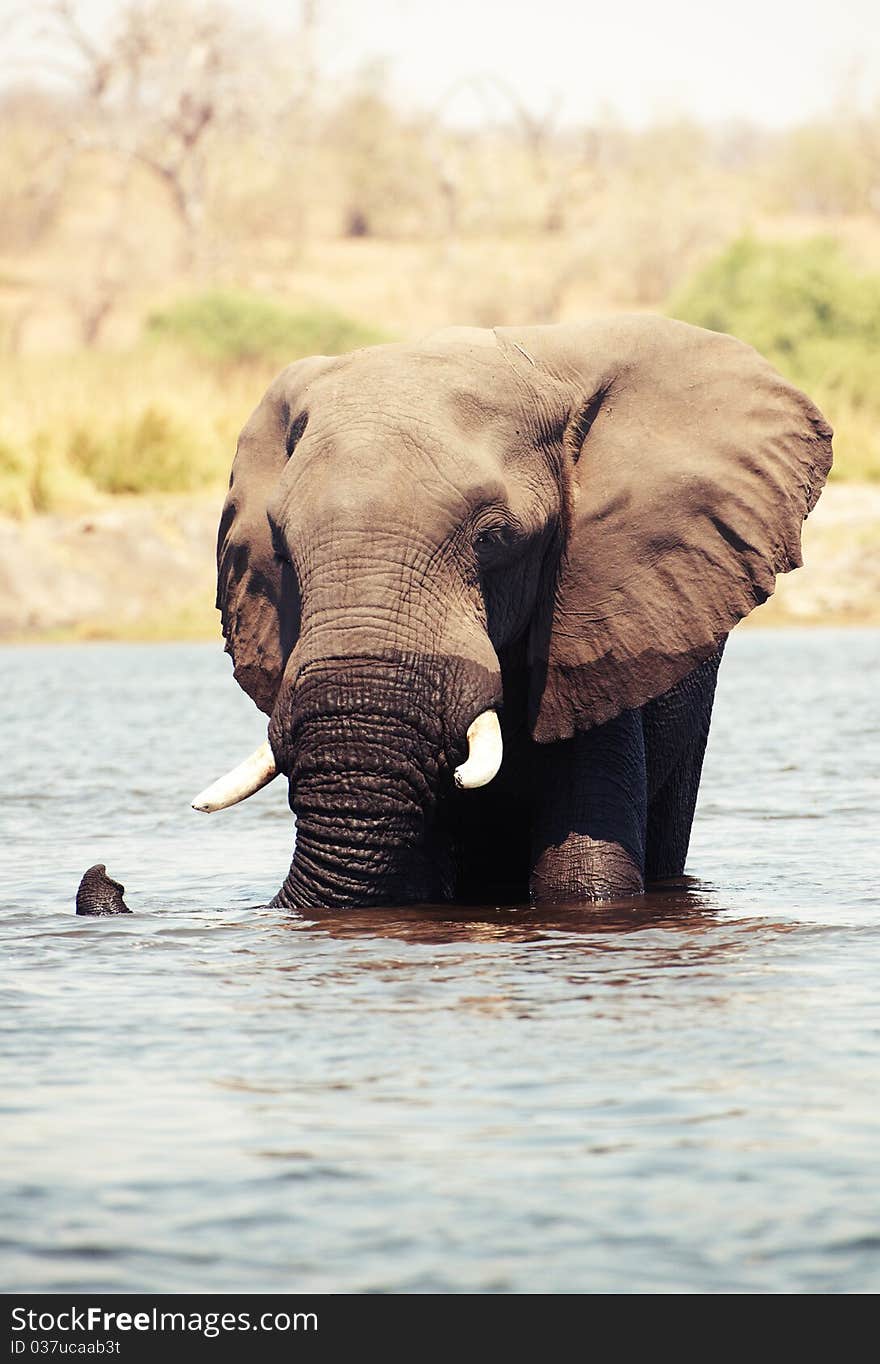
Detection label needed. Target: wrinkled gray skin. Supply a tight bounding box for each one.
[214,317,832,911]
[76,864,132,916]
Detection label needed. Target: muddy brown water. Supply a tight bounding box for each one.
[2,630,879,1292]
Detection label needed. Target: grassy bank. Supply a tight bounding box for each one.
[0,294,386,518]
[1,346,249,517]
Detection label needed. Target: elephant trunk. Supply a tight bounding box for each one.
[270,655,497,910]
[75,864,132,916]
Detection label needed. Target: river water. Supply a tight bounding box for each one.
[1,629,878,1293]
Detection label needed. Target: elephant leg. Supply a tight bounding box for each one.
[642,646,725,880]
[529,710,647,903]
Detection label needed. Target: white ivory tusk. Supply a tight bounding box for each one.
[454,710,503,790]
[192,740,279,813]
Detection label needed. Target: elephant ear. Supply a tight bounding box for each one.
[502,317,833,743]
[216,356,330,714]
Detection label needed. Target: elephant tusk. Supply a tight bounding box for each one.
[192,740,279,813]
[454,710,503,790]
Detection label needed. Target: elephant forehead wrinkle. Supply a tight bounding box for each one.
[299,563,450,621]
[292,495,459,554]
[444,386,513,433]
[280,438,510,538]
[294,533,451,600]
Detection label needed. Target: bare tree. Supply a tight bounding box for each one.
[44,0,275,268]
[433,75,572,234]
[269,0,324,254]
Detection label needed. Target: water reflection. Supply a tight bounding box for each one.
[287,878,720,945]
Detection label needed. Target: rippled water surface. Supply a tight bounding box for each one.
[2,630,879,1293]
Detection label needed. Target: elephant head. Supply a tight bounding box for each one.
[195,317,832,909]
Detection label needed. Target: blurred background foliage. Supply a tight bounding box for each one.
[669,237,880,482]
[145,291,387,364]
[1,0,879,517]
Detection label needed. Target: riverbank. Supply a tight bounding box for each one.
[0,493,221,641]
[1,481,879,642]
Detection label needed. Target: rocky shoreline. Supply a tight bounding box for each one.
[2,484,879,642]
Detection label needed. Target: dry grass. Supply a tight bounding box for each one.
[2,73,879,515]
[0,345,257,517]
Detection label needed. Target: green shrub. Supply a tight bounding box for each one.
[0,434,92,517]
[1,347,264,517]
[145,290,387,365]
[667,237,880,480]
[67,406,217,495]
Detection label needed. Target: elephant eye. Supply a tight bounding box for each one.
[475,527,507,547]
[474,521,519,562]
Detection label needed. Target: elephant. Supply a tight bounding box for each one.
[76,864,132,915]
[192,315,832,911]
